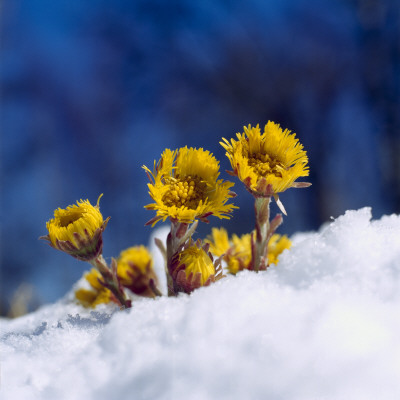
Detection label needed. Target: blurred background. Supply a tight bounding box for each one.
[1,0,399,316]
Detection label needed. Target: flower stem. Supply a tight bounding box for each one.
[253,197,271,272]
[165,219,198,296]
[166,233,176,296]
[90,255,132,309]
[149,279,162,297]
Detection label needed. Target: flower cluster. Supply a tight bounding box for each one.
[41,120,310,309]
[207,228,291,274]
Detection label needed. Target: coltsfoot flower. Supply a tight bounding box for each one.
[207,227,291,274]
[207,228,252,274]
[169,241,224,294]
[268,234,292,265]
[117,246,161,297]
[143,147,237,226]
[75,268,117,308]
[221,122,310,198]
[42,195,131,308]
[41,195,109,261]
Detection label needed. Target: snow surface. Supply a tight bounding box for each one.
[2,208,400,400]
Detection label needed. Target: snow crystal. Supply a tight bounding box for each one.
[1,208,400,400]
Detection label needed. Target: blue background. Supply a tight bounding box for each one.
[1,0,399,314]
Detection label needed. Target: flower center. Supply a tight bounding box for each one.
[162,175,207,209]
[58,212,83,227]
[247,153,285,178]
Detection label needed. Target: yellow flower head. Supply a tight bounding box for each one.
[268,234,292,265]
[169,241,223,293]
[143,147,237,226]
[42,195,109,261]
[207,227,291,274]
[221,122,309,197]
[179,245,215,286]
[117,246,160,297]
[207,227,231,257]
[75,268,115,308]
[207,227,252,274]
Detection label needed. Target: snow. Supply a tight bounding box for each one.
[2,208,400,400]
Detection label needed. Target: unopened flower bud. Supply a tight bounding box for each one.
[117,246,160,298]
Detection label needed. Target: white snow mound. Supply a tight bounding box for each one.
[2,208,400,400]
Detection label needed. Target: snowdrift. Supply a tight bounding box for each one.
[2,208,400,400]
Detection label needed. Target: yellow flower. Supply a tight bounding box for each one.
[206,227,231,257]
[117,246,160,297]
[117,246,153,283]
[268,234,292,265]
[169,241,223,293]
[207,228,252,274]
[179,245,215,286]
[42,195,109,261]
[207,227,291,274]
[143,147,237,226]
[75,268,115,308]
[221,122,309,197]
